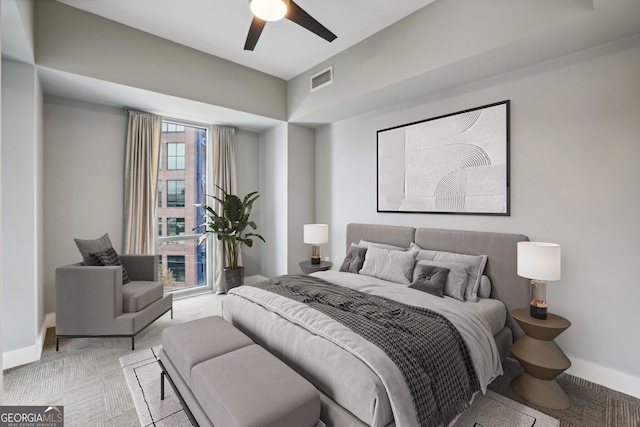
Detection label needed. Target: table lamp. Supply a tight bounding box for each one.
[517,241,561,319]
[304,224,328,265]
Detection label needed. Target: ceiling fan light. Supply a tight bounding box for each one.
[250,0,288,22]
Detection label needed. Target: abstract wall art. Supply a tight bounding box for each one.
[377,100,510,215]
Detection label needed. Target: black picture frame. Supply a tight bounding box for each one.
[377,100,510,216]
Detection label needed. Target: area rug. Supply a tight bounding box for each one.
[120,347,559,427]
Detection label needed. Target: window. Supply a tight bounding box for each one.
[167,142,185,170]
[158,217,163,236]
[162,122,186,132]
[167,180,185,207]
[167,255,186,282]
[158,121,208,293]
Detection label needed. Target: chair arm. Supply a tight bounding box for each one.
[120,254,159,281]
[55,264,123,335]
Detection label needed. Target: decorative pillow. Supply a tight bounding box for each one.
[478,275,492,298]
[415,249,487,302]
[358,239,407,251]
[409,264,449,297]
[359,246,416,284]
[89,247,131,284]
[413,260,469,301]
[340,244,367,273]
[75,233,113,266]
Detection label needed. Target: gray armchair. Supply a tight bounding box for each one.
[55,254,173,350]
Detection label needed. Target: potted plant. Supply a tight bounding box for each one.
[195,186,265,292]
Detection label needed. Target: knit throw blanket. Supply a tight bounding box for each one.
[248,274,480,427]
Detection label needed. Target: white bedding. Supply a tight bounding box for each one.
[222,272,505,427]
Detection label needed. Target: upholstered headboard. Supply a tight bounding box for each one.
[346,223,530,340]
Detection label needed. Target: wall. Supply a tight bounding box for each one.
[1,60,44,366]
[259,124,289,278]
[235,129,262,276]
[286,124,316,273]
[0,8,4,403]
[43,96,127,316]
[34,1,286,122]
[315,36,640,397]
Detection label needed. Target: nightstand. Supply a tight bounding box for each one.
[299,260,333,274]
[510,308,572,409]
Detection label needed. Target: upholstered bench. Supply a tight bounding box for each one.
[160,316,322,427]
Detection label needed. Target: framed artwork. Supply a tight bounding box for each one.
[377,100,510,215]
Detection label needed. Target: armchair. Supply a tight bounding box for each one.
[55,254,173,351]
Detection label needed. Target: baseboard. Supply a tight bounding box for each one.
[567,355,640,399]
[2,315,50,370]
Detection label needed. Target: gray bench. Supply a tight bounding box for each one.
[160,316,322,427]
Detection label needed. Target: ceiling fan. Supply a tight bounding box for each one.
[245,0,337,51]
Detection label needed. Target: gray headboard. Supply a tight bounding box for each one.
[346,223,530,340]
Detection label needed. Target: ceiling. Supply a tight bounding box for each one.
[56,0,436,81]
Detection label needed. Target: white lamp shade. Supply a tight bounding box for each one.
[517,241,561,281]
[304,224,328,245]
[250,0,288,21]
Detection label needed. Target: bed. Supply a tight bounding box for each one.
[222,223,530,427]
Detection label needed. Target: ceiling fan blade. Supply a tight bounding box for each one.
[286,0,337,43]
[244,16,267,51]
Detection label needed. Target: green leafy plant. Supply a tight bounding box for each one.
[194,186,265,270]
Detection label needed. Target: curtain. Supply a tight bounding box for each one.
[210,126,237,293]
[123,110,161,254]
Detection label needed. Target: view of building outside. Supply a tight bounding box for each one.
[157,122,207,291]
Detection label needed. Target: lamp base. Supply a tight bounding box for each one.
[530,304,548,320]
[310,256,321,265]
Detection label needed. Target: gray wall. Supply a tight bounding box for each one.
[1,60,44,355]
[34,1,286,122]
[43,96,127,315]
[315,36,640,396]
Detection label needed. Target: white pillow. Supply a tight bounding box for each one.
[359,239,407,251]
[359,246,416,284]
[415,249,487,302]
[413,260,469,301]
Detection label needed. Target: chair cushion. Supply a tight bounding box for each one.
[191,344,320,427]
[162,316,254,387]
[122,281,163,313]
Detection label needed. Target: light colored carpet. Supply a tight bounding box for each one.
[121,347,558,427]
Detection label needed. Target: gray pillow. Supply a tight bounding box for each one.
[358,239,407,251]
[415,249,487,302]
[478,275,492,298]
[409,264,449,298]
[89,247,131,284]
[340,244,367,273]
[413,260,469,301]
[75,233,113,266]
[359,246,416,284]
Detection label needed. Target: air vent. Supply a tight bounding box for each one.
[310,66,333,92]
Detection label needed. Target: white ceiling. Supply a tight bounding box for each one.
[57,0,436,80]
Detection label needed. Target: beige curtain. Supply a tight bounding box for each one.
[123,110,161,254]
[210,126,237,293]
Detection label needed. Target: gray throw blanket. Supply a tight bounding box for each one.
[248,274,480,427]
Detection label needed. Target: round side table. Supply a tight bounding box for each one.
[299,260,332,274]
[510,308,572,409]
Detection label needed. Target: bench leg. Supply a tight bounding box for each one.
[161,371,165,400]
[171,307,174,319]
[131,337,135,351]
[56,337,59,352]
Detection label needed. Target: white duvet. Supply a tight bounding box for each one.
[222,271,504,427]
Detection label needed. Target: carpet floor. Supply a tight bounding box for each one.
[3,291,639,426]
